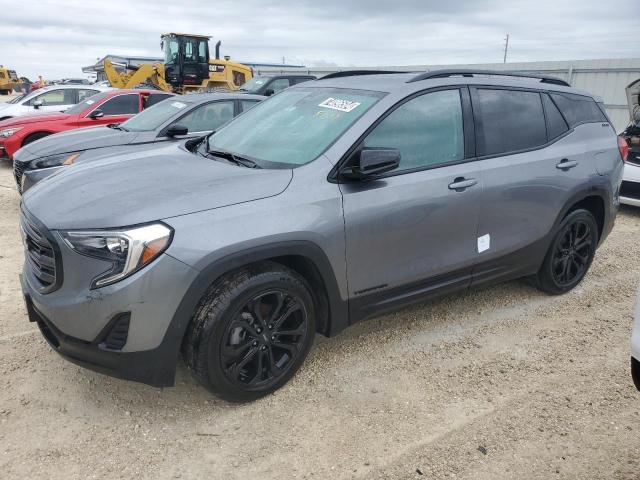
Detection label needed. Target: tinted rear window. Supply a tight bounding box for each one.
[99,94,140,115]
[475,89,547,156]
[549,92,606,127]
[542,93,569,140]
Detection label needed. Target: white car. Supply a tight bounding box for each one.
[0,84,112,121]
[620,78,640,207]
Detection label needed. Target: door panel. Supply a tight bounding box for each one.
[340,88,481,305]
[341,164,482,297]
[471,87,596,282]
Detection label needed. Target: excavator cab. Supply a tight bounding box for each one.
[161,33,211,90]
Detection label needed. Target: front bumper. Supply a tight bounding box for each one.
[24,291,179,387]
[20,216,200,387]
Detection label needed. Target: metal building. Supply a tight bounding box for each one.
[259,58,640,132]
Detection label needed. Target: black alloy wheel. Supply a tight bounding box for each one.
[221,290,308,388]
[183,262,316,402]
[551,219,593,287]
[533,209,598,295]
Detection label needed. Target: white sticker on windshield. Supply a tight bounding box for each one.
[171,101,187,109]
[318,97,361,113]
[86,100,95,105]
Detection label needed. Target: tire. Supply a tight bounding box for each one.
[22,132,51,147]
[533,209,598,295]
[183,262,316,402]
[0,89,9,96]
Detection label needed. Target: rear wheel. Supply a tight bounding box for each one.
[22,132,51,147]
[183,262,316,402]
[533,209,598,294]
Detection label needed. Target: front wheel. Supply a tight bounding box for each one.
[183,262,316,402]
[533,209,598,295]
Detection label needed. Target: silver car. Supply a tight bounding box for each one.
[19,70,623,402]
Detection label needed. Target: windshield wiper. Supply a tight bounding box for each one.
[107,124,128,132]
[207,149,260,169]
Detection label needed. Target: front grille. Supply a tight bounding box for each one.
[13,160,26,192]
[620,181,640,201]
[20,212,60,293]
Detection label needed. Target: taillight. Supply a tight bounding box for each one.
[618,136,629,163]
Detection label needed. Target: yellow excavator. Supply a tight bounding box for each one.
[104,33,253,93]
[0,66,20,95]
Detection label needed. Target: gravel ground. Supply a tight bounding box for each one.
[0,161,639,479]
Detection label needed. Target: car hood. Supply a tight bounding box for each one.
[22,142,293,230]
[19,126,141,160]
[0,112,71,127]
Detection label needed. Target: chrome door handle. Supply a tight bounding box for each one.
[448,178,477,191]
[556,159,578,170]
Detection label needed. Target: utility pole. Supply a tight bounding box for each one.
[503,34,510,63]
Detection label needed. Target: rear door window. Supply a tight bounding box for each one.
[78,89,99,102]
[542,93,569,140]
[474,88,547,156]
[144,93,173,109]
[239,100,259,112]
[549,92,606,127]
[97,94,140,115]
[177,101,235,133]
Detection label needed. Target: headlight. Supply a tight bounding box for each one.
[0,127,23,138]
[61,223,173,288]
[34,152,81,169]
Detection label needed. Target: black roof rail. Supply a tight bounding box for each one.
[407,69,570,87]
[321,70,408,80]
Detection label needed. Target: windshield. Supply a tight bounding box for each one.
[208,87,383,167]
[64,91,110,115]
[121,98,192,132]
[238,76,270,92]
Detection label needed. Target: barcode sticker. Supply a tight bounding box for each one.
[318,98,361,113]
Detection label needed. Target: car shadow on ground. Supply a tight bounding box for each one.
[68,277,542,410]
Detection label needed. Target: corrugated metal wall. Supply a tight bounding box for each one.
[257,58,640,132]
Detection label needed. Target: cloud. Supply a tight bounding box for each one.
[1,0,638,79]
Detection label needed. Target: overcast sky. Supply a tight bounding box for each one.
[1,0,639,80]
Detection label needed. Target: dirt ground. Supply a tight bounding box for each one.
[0,160,639,480]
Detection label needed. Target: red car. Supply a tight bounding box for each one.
[0,89,174,160]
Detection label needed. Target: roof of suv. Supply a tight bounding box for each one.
[310,70,597,100]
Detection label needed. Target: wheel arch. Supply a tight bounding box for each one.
[22,130,54,147]
[169,241,348,358]
[555,185,611,244]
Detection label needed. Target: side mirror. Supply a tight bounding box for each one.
[264,88,275,97]
[88,109,104,119]
[33,100,43,109]
[166,124,188,137]
[340,148,400,181]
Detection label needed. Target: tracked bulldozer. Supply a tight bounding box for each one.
[104,33,253,93]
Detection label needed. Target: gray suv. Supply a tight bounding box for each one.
[19,70,623,402]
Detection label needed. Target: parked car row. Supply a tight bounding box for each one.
[0,89,175,162]
[13,92,263,192]
[10,70,628,402]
